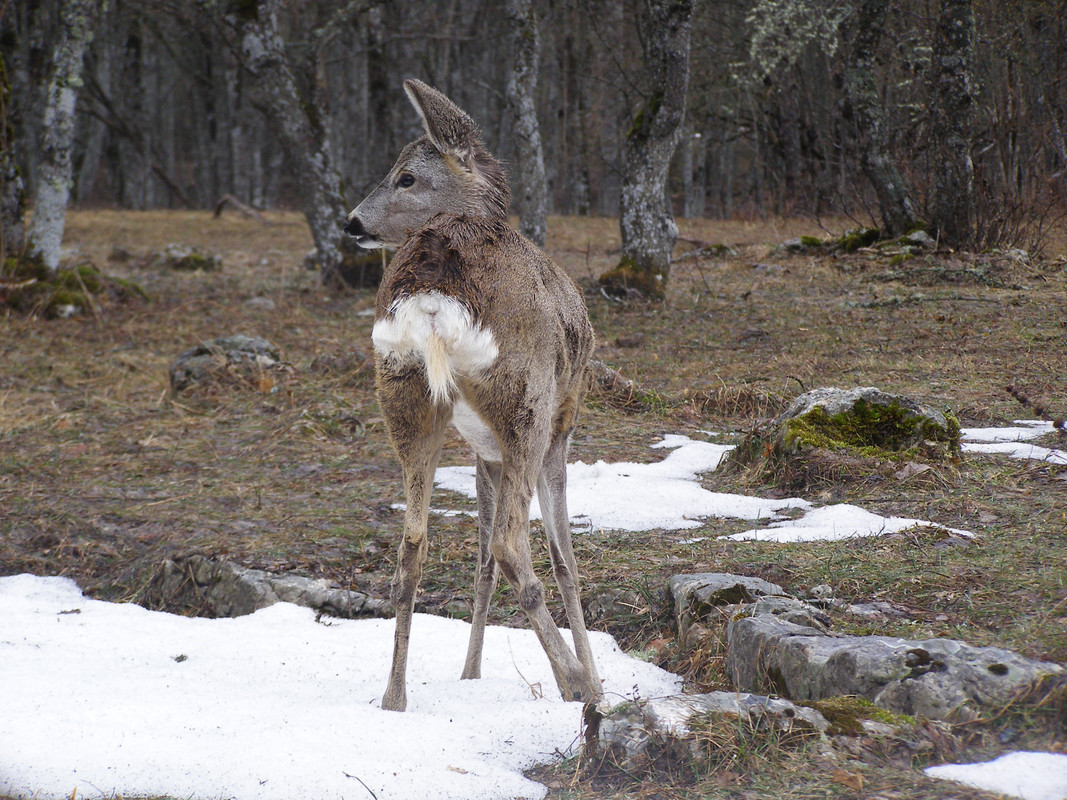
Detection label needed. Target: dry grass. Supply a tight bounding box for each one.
[2,208,1066,799]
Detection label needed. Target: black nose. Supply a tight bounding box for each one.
[343,216,366,238]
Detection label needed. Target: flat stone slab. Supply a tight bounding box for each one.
[146,554,387,619]
[726,610,1065,722]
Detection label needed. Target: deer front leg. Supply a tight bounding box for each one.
[538,431,601,701]
[461,456,501,680]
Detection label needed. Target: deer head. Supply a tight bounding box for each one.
[344,79,510,248]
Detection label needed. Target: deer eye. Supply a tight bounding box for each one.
[396,173,415,189]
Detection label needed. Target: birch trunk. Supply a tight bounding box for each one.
[504,0,547,247]
[843,0,923,237]
[229,0,353,285]
[930,0,977,248]
[26,0,105,272]
[607,0,694,300]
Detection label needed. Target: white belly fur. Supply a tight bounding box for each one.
[452,398,502,462]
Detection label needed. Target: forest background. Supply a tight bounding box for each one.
[3,0,1066,278]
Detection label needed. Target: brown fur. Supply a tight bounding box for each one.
[346,79,601,712]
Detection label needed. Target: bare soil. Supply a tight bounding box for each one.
[2,209,1065,799]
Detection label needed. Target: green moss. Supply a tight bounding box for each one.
[837,227,881,252]
[1,256,148,317]
[888,252,913,267]
[783,400,960,460]
[628,89,665,142]
[171,252,221,272]
[806,696,914,736]
[799,235,824,248]
[599,256,666,300]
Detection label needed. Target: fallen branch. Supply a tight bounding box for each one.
[213,194,265,222]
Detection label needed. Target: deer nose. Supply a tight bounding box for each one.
[343,216,367,238]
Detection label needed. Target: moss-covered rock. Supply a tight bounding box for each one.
[153,243,222,272]
[598,256,666,300]
[837,227,881,252]
[728,386,961,488]
[1,257,147,318]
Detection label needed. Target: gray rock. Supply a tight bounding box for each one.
[592,691,829,769]
[670,573,784,644]
[904,229,936,249]
[726,611,1065,722]
[169,334,285,392]
[147,554,387,619]
[153,243,222,272]
[738,595,831,630]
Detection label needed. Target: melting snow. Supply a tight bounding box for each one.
[435,435,971,541]
[0,574,679,800]
[961,420,1067,465]
[925,751,1067,800]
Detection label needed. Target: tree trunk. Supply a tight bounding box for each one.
[227,0,356,286]
[930,0,977,248]
[843,0,923,237]
[26,0,105,272]
[605,0,694,300]
[504,0,547,247]
[1,52,25,263]
[682,127,706,219]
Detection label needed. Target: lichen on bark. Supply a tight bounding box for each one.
[607,0,694,301]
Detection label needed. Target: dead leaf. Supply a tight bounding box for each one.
[831,767,865,791]
[893,462,930,480]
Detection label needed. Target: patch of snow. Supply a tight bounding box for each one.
[961,420,1067,464]
[960,420,1056,442]
[724,503,973,543]
[0,574,680,800]
[925,751,1067,800]
[962,441,1067,465]
[435,436,807,532]
[434,435,972,541]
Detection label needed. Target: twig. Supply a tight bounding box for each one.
[343,771,379,800]
[1005,384,1065,429]
[213,194,265,222]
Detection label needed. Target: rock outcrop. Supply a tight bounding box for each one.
[145,554,387,619]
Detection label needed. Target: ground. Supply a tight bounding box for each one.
[1,209,1065,799]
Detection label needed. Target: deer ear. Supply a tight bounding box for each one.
[403,79,480,164]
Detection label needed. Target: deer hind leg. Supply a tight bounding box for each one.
[461,456,501,680]
[538,431,601,700]
[490,436,592,703]
[380,386,449,712]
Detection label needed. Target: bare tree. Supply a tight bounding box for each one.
[504,0,547,247]
[930,0,977,248]
[0,52,25,264]
[843,0,924,236]
[603,0,694,300]
[214,0,374,286]
[24,0,107,272]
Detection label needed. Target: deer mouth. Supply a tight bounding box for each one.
[352,234,383,249]
[342,216,383,249]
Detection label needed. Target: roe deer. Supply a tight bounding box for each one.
[344,79,601,712]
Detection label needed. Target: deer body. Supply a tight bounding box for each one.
[346,80,600,712]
